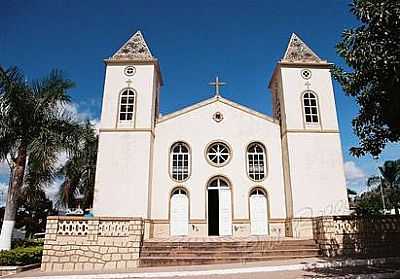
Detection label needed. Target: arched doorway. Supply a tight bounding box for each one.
[250,187,268,235]
[207,176,232,236]
[170,188,189,236]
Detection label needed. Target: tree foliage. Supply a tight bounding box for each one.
[354,159,400,215]
[0,65,84,249]
[333,0,400,157]
[15,189,55,238]
[56,121,97,209]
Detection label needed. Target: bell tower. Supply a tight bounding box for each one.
[269,34,349,235]
[93,31,162,218]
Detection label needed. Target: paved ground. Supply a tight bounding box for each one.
[7,258,400,279]
[8,266,400,279]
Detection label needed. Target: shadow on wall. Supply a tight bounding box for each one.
[313,215,400,258]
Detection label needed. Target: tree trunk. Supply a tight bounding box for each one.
[0,145,27,250]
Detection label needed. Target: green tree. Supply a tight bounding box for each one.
[15,188,55,238]
[354,189,384,215]
[353,160,400,215]
[0,66,82,250]
[57,121,97,210]
[333,0,400,157]
[378,159,400,214]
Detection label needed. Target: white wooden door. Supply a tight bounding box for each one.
[219,188,232,236]
[250,194,268,235]
[170,193,189,236]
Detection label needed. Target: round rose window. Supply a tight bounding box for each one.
[206,142,231,166]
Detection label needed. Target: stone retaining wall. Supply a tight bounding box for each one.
[41,216,144,272]
[313,215,400,257]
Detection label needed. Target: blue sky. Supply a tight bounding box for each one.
[0,0,399,194]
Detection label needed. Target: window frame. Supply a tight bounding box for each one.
[169,142,191,182]
[302,90,320,126]
[118,88,136,126]
[205,141,232,167]
[246,142,267,182]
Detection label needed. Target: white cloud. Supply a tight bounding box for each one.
[0,183,8,207]
[0,161,10,176]
[45,178,63,205]
[63,102,93,122]
[63,102,100,134]
[344,161,366,180]
[344,161,367,193]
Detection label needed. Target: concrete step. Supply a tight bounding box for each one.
[141,244,318,252]
[142,239,317,248]
[140,248,320,257]
[139,254,320,267]
[139,238,321,267]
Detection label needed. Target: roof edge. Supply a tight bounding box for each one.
[157,96,278,124]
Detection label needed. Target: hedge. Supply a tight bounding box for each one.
[0,246,43,266]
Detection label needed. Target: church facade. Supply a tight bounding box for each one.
[92,31,349,239]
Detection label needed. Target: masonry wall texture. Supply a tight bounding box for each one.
[41,217,144,272]
[42,215,400,272]
[314,215,400,257]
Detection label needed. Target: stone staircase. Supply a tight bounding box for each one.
[139,238,320,267]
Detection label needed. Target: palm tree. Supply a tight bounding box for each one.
[0,66,82,250]
[378,160,400,214]
[57,121,97,210]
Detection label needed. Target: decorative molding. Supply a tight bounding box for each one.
[282,129,340,138]
[282,33,326,64]
[99,128,155,137]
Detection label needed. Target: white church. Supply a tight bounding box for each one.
[92,31,349,239]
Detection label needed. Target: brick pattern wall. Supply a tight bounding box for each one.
[41,217,144,272]
[313,215,400,257]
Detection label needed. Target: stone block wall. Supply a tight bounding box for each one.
[41,216,144,272]
[313,215,400,257]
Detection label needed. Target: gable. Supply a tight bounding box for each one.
[157,96,277,125]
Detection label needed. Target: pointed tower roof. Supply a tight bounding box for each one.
[282,33,326,64]
[109,31,155,61]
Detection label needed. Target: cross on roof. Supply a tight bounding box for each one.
[209,76,226,96]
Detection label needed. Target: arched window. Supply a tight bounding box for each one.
[247,143,266,181]
[303,91,319,124]
[170,142,190,181]
[171,187,188,196]
[208,176,230,189]
[206,141,231,166]
[119,89,135,121]
[250,187,266,196]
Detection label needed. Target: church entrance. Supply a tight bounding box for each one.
[207,176,232,236]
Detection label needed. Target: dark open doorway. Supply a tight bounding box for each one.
[208,189,219,236]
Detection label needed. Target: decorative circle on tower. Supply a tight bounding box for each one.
[300,69,312,80]
[206,141,231,167]
[213,112,224,123]
[124,66,136,76]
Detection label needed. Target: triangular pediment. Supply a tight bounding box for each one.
[110,31,154,61]
[158,96,277,124]
[282,33,324,63]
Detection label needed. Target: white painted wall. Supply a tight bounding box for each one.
[99,63,158,129]
[93,131,153,217]
[151,98,287,221]
[286,132,349,216]
[92,45,349,230]
[92,61,159,218]
[280,66,339,131]
[278,65,349,217]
